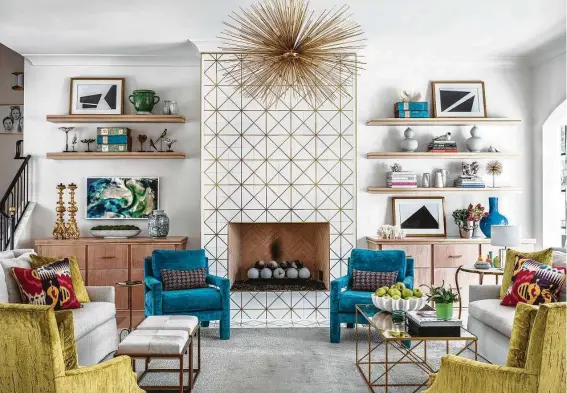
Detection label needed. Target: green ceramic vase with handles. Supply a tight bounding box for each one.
[129,90,160,114]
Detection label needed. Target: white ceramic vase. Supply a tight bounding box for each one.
[400,127,418,152]
[466,126,483,152]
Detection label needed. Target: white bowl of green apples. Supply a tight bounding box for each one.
[371,282,427,313]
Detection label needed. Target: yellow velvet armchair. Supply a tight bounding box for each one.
[424,302,566,393]
[0,303,144,393]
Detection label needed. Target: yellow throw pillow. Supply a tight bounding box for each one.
[500,248,553,298]
[506,302,539,368]
[30,255,90,303]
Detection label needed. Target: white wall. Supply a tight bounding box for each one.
[23,52,537,249]
[357,53,533,246]
[0,43,24,194]
[532,49,566,247]
[23,60,202,247]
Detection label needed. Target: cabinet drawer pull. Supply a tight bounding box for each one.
[101,256,116,259]
[448,255,462,259]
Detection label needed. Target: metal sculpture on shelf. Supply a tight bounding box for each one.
[81,138,95,152]
[155,129,167,152]
[486,160,503,187]
[149,138,158,152]
[58,127,74,153]
[66,183,80,239]
[53,183,67,240]
[137,134,148,152]
[163,137,177,152]
[219,0,365,106]
[71,134,78,152]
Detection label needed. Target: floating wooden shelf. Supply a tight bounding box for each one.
[46,114,186,123]
[46,152,186,160]
[366,152,519,159]
[367,186,522,194]
[365,118,521,126]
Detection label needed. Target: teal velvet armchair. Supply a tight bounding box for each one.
[330,248,414,343]
[144,249,230,339]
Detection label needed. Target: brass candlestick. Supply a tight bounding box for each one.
[53,183,67,239]
[66,183,80,239]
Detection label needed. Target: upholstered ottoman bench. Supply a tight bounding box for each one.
[116,325,198,393]
[136,315,201,391]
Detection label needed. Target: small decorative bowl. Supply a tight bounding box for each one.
[90,229,141,239]
[371,295,427,313]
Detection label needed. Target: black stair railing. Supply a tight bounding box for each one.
[1,155,31,251]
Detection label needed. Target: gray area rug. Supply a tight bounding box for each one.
[135,327,481,393]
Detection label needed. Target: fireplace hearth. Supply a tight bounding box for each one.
[228,222,330,291]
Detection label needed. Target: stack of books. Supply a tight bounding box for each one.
[387,171,417,188]
[394,102,429,118]
[427,140,458,153]
[406,310,462,337]
[454,175,486,188]
[96,127,132,152]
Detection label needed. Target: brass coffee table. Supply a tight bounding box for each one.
[355,304,477,393]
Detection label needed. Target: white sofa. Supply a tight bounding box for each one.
[467,249,566,364]
[0,249,118,366]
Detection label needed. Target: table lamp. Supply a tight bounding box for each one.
[491,225,520,270]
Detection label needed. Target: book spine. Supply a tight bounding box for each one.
[428,149,459,153]
[455,185,486,188]
[387,176,418,180]
[97,135,130,144]
[394,102,429,111]
[97,127,130,136]
[395,110,429,118]
[97,144,131,152]
[387,182,418,186]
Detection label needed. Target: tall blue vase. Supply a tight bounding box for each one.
[479,197,508,238]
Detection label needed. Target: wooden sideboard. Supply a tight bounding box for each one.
[35,237,187,328]
[366,236,536,308]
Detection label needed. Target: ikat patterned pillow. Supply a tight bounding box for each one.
[351,269,398,292]
[161,268,207,291]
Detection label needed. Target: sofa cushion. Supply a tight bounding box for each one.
[0,252,34,303]
[501,248,553,298]
[161,268,207,291]
[469,299,517,337]
[349,248,407,282]
[351,269,398,292]
[338,290,373,313]
[152,249,206,281]
[30,255,90,303]
[155,287,222,313]
[70,302,116,341]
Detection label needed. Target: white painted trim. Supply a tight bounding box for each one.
[24,54,200,67]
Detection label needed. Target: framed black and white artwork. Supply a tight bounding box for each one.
[0,104,24,133]
[69,78,125,115]
[431,81,486,118]
[392,196,447,237]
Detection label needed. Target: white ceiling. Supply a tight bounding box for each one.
[0,0,565,58]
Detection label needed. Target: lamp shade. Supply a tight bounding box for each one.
[491,225,520,247]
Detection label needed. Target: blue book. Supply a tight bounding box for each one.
[394,102,428,111]
[395,110,429,118]
[97,135,130,144]
[455,185,486,188]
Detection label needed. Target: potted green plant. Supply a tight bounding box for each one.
[421,281,459,320]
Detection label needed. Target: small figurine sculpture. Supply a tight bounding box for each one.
[81,138,95,152]
[155,129,168,152]
[487,145,500,153]
[58,127,74,153]
[149,138,158,152]
[138,134,148,152]
[71,134,78,152]
[163,137,177,152]
[390,163,403,172]
[400,90,422,102]
[433,132,452,141]
[461,161,480,177]
[377,224,406,239]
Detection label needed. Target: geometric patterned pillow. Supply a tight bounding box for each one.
[351,269,398,292]
[161,268,207,291]
[10,258,80,310]
[501,258,566,307]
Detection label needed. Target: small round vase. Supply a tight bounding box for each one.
[466,125,483,152]
[479,197,508,238]
[459,221,476,239]
[129,90,160,115]
[148,209,170,238]
[400,127,418,152]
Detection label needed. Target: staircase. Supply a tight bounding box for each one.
[1,155,31,251]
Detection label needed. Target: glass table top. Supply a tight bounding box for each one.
[355,304,477,342]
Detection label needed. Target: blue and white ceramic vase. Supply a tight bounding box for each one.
[479,197,508,238]
[148,209,169,238]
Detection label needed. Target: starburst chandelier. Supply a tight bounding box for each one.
[219,0,365,106]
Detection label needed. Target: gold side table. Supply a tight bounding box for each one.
[115,280,145,335]
[455,265,504,318]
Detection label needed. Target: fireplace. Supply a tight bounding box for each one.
[228,222,330,291]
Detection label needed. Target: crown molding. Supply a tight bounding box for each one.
[24,54,200,67]
[525,35,566,69]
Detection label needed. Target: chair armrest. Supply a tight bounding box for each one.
[469,285,501,303]
[207,274,230,311]
[425,355,537,393]
[330,275,350,311]
[56,356,143,393]
[145,276,163,315]
[85,286,114,303]
[145,275,163,292]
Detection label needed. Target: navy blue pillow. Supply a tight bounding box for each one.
[152,249,206,281]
